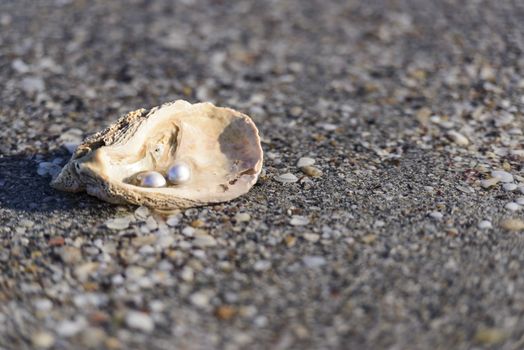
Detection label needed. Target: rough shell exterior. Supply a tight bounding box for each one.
[51,100,263,209]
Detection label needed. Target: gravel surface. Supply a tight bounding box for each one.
[2,0,524,349]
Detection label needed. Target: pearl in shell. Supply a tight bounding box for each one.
[167,163,191,185]
[137,171,166,188]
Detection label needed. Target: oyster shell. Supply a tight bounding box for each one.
[51,100,263,209]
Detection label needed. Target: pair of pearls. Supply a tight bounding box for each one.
[138,163,191,188]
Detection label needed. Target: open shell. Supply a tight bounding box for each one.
[51,100,263,209]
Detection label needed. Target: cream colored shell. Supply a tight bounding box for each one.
[51,100,263,209]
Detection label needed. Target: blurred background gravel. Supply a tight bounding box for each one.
[2,0,524,349]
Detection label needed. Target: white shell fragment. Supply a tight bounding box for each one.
[491,170,513,183]
[297,157,315,168]
[105,217,131,230]
[275,173,298,183]
[446,130,469,146]
[51,100,264,209]
[290,215,309,226]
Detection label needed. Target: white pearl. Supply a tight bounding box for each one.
[167,162,191,185]
[138,171,166,188]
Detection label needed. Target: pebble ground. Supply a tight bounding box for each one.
[2,0,524,349]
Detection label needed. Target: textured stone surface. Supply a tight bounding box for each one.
[2,1,524,349]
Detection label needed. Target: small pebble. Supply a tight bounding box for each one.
[302,256,326,268]
[215,305,236,320]
[510,149,524,157]
[501,218,524,231]
[235,213,251,222]
[290,216,309,226]
[289,106,303,117]
[297,157,315,168]
[516,197,524,205]
[319,123,337,131]
[192,234,217,247]
[156,235,174,249]
[60,246,82,264]
[474,328,506,345]
[191,219,205,228]
[80,327,106,348]
[284,235,296,247]
[37,162,61,177]
[37,165,48,176]
[505,202,520,211]
[429,211,443,220]
[138,245,155,255]
[105,217,131,230]
[33,298,53,311]
[20,76,45,94]
[480,178,500,188]
[275,173,299,183]
[145,216,158,230]
[134,206,150,220]
[75,262,99,281]
[446,130,469,146]
[303,233,320,242]
[60,128,84,154]
[503,183,517,191]
[301,166,323,178]
[12,58,30,73]
[253,260,271,271]
[180,266,194,282]
[20,219,35,228]
[361,234,377,244]
[491,170,514,183]
[49,236,65,246]
[478,220,492,229]
[374,220,385,228]
[57,319,85,337]
[32,331,55,349]
[190,292,210,308]
[105,338,121,350]
[182,226,195,237]
[166,214,181,227]
[125,311,154,333]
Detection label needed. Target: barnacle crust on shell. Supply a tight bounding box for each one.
[51,100,263,209]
